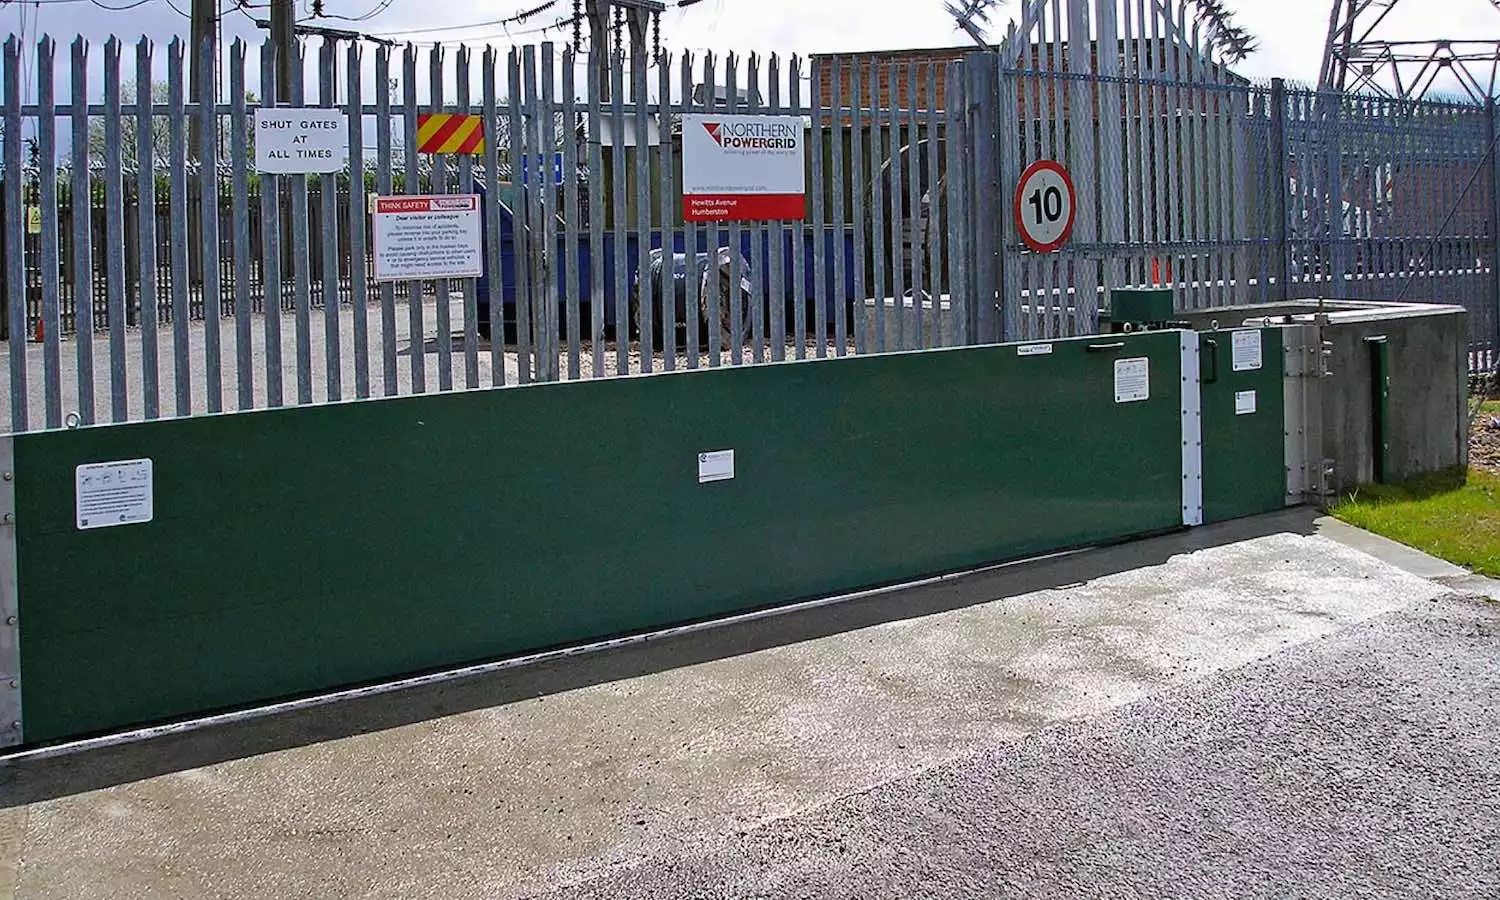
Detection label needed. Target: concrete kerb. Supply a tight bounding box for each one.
[1317,514,1500,601]
[1314,515,1469,581]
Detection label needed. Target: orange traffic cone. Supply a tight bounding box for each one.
[30,317,42,343]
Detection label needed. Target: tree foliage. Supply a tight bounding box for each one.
[944,0,1258,64]
[86,80,260,169]
[1189,0,1258,64]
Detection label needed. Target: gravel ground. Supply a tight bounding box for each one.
[1473,416,1499,475]
[546,592,1500,900]
[1474,390,1499,475]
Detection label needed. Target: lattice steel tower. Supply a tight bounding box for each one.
[1320,0,1500,101]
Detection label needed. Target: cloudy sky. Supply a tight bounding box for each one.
[6,0,1499,97]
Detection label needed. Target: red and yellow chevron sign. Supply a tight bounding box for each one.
[416,113,485,155]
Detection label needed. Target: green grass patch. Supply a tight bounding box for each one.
[1332,468,1500,577]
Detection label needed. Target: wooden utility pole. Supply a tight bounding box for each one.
[585,0,662,100]
[585,0,612,100]
[188,0,216,159]
[271,0,296,103]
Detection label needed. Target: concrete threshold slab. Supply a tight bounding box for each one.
[0,508,1457,900]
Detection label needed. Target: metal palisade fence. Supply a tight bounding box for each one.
[1,36,987,432]
[2,15,1498,434]
[990,0,1498,365]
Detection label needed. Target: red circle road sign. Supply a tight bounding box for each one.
[1013,160,1077,253]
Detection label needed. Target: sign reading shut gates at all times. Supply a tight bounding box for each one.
[371,195,483,282]
[1013,159,1077,253]
[254,108,348,173]
[681,114,805,222]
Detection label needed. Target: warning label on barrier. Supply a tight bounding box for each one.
[1236,390,1257,415]
[1114,357,1150,403]
[76,459,153,530]
[371,194,483,282]
[698,449,735,484]
[1232,330,1263,371]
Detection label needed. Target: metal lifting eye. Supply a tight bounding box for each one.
[65,412,81,430]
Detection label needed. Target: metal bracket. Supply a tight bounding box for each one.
[1283,335,1309,501]
[1280,324,1328,505]
[0,436,19,747]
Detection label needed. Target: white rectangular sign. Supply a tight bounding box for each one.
[76,459,153,530]
[254,108,348,173]
[371,195,483,282]
[698,449,735,484]
[681,114,805,222]
[1114,357,1150,403]
[1017,343,1053,356]
[1235,390,1258,415]
[1232,330,1263,372]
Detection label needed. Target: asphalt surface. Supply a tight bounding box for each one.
[548,592,1500,900]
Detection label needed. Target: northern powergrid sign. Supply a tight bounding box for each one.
[681,114,806,222]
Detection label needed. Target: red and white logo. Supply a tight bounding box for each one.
[702,121,723,146]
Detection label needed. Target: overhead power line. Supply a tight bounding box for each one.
[416,12,585,46]
[366,0,560,37]
[0,0,243,12]
[0,0,166,7]
[366,0,700,42]
[311,0,392,21]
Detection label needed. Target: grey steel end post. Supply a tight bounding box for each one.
[5,38,29,434]
[1271,78,1290,303]
[967,51,1001,344]
[0,437,20,748]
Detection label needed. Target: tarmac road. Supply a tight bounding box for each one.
[550,592,1500,900]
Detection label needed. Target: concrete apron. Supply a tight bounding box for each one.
[0,509,1463,899]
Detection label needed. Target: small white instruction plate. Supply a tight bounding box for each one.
[698,449,735,484]
[1017,343,1053,356]
[76,458,153,530]
[1114,357,1150,403]
[1232,330,1263,372]
[1235,390,1257,415]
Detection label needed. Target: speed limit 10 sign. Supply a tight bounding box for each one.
[1014,160,1077,253]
